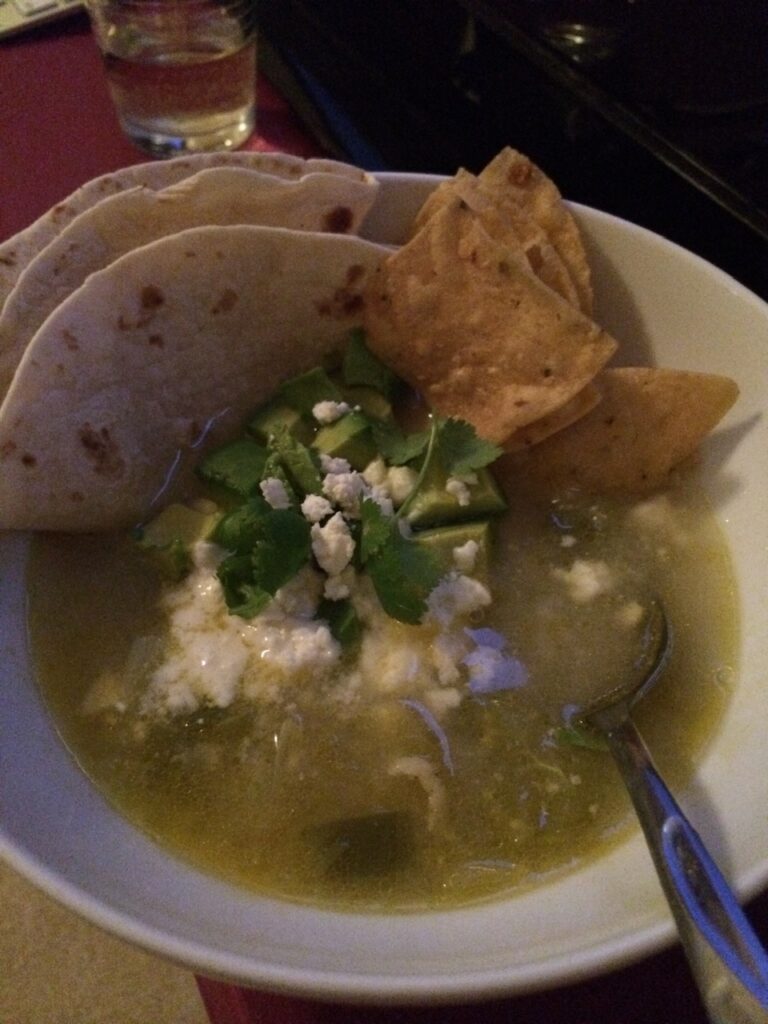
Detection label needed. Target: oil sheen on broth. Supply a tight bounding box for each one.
[27,473,737,910]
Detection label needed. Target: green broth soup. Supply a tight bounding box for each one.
[27,472,737,910]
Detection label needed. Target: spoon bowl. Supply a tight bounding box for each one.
[578,600,768,1022]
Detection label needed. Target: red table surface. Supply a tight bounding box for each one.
[2,15,767,1024]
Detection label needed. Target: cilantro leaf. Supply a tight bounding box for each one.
[217,554,272,619]
[359,498,392,562]
[366,526,443,625]
[210,496,270,553]
[250,509,311,594]
[370,420,430,466]
[217,509,311,619]
[435,417,503,476]
[342,328,398,397]
[268,425,323,496]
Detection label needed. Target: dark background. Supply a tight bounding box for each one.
[257,0,768,300]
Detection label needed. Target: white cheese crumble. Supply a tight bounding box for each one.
[312,400,350,424]
[445,472,478,507]
[453,538,479,573]
[386,465,418,506]
[551,559,614,604]
[310,511,355,577]
[425,572,491,627]
[319,453,351,475]
[362,457,388,488]
[301,493,333,523]
[388,755,445,830]
[260,476,291,510]
[322,470,367,515]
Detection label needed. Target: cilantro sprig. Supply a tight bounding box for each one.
[360,498,443,624]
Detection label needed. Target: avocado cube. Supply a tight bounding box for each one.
[405,464,507,528]
[339,384,393,422]
[196,437,269,497]
[247,399,315,446]
[413,519,491,580]
[279,366,344,415]
[312,410,377,471]
[138,503,219,580]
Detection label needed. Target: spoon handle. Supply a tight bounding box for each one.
[606,717,768,1023]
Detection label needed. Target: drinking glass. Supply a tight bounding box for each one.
[86,0,258,157]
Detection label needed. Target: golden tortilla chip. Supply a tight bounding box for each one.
[503,382,601,452]
[411,168,581,309]
[499,367,739,494]
[363,199,617,445]
[478,148,593,316]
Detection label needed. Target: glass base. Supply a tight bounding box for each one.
[119,106,255,159]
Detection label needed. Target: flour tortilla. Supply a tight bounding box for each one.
[0,167,380,403]
[499,367,739,494]
[363,199,617,444]
[411,167,582,309]
[0,225,387,531]
[0,152,371,314]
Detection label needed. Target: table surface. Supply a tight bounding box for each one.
[2,13,768,1024]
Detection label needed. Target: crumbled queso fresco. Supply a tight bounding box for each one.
[134,452,528,720]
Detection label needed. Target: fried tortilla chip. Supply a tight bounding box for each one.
[0,167,379,403]
[411,168,582,309]
[478,148,593,315]
[363,199,617,444]
[503,382,601,452]
[0,152,372,315]
[499,367,739,494]
[0,225,387,532]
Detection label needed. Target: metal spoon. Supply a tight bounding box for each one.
[579,601,768,1022]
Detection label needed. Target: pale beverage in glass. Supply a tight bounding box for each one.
[86,0,258,157]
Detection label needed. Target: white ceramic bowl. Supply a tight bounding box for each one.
[2,172,767,1004]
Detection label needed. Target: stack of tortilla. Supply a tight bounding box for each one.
[0,147,738,532]
[0,153,389,530]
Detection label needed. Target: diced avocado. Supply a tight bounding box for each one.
[138,503,219,580]
[309,810,414,878]
[405,464,507,528]
[312,410,377,470]
[279,366,344,414]
[317,597,362,649]
[339,384,393,422]
[341,327,398,398]
[196,437,269,498]
[413,519,491,580]
[247,399,315,446]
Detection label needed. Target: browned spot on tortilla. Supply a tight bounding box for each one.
[0,440,17,458]
[62,329,80,351]
[0,252,17,267]
[323,205,354,234]
[79,424,126,478]
[21,453,37,467]
[51,203,73,222]
[211,288,238,315]
[141,285,165,310]
[347,264,365,285]
[70,491,84,503]
[506,159,533,187]
[148,333,164,347]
